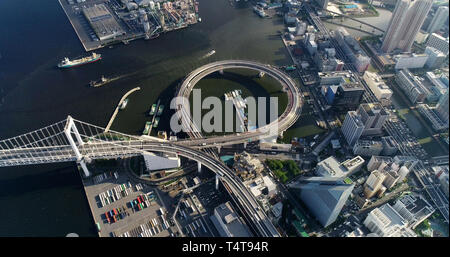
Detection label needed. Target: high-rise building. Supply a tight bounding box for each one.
[393,194,435,229]
[364,170,386,198]
[394,53,429,70]
[395,69,429,104]
[426,33,449,55]
[436,90,449,126]
[427,6,449,33]
[425,46,447,69]
[381,136,399,156]
[333,27,371,72]
[357,103,389,136]
[333,84,366,110]
[353,140,383,156]
[364,203,417,237]
[381,0,433,53]
[289,177,355,227]
[316,156,365,178]
[362,71,393,105]
[320,71,365,110]
[341,111,365,146]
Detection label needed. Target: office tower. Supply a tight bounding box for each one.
[426,33,450,55]
[320,71,365,110]
[357,103,389,136]
[436,90,449,125]
[425,46,446,69]
[395,69,429,104]
[381,0,433,53]
[334,84,366,110]
[427,6,449,33]
[364,170,386,198]
[289,177,355,227]
[341,111,365,146]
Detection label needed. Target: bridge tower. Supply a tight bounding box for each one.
[64,116,90,177]
[215,174,220,190]
[197,161,202,173]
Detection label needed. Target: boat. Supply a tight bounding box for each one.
[253,6,266,18]
[201,50,215,59]
[157,104,165,115]
[205,50,215,58]
[120,99,129,110]
[153,117,160,128]
[285,65,297,71]
[57,52,101,68]
[149,104,157,116]
[90,75,110,87]
[142,121,152,135]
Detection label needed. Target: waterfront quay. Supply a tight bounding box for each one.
[58,0,200,51]
[58,0,130,51]
[82,166,177,237]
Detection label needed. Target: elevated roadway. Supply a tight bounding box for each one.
[174,60,303,147]
[0,138,280,237]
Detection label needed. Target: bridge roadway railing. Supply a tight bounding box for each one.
[0,135,280,236]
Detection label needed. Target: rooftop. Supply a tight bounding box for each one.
[348,111,365,127]
[341,156,365,171]
[360,103,387,116]
[214,202,252,237]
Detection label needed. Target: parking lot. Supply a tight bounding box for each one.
[83,169,177,237]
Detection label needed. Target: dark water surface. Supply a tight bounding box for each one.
[0,0,291,236]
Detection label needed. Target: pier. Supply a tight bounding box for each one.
[105,87,141,132]
[146,99,161,136]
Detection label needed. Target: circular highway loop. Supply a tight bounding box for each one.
[174,60,303,147]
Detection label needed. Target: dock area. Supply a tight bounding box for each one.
[224,90,248,132]
[58,0,200,51]
[143,99,164,136]
[105,87,140,132]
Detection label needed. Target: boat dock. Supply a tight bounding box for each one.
[144,99,162,136]
[105,87,141,132]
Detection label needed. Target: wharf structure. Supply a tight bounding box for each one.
[59,0,200,51]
